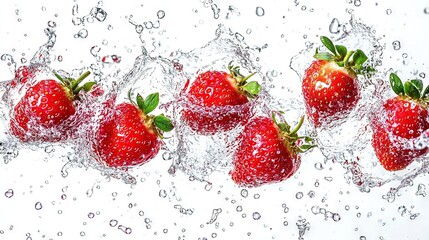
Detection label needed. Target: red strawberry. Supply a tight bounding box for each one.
[371,73,429,171]
[93,92,174,168]
[230,114,315,187]
[183,63,261,134]
[10,71,95,142]
[302,36,373,126]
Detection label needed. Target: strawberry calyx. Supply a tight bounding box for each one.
[127,90,174,138]
[227,62,261,99]
[271,112,316,153]
[389,73,429,108]
[53,71,96,101]
[314,36,374,76]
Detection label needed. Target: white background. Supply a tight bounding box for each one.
[1,0,429,239]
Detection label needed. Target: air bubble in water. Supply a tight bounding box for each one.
[386,9,392,15]
[48,21,56,28]
[392,41,401,50]
[240,189,248,198]
[424,7,429,14]
[296,192,304,199]
[157,10,165,19]
[256,7,265,16]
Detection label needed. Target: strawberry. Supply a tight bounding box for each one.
[230,114,315,187]
[93,91,174,168]
[10,71,95,142]
[302,36,373,126]
[183,62,261,134]
[371,73,429,171]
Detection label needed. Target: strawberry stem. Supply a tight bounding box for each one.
[71,71,91,90]
[288,116,304,136]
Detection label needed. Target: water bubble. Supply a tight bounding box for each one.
[386,9,392,15]
[92,7,107,22]
[314,162,324,170]
[135,25,144,34]
[48,21,57,28]
[329,18,340,34]
[35,202,43,210]
[424,7,429,14]
[72,4,79,15]
[4,189,14,198]
[88,212,95,219]
[90,46,101,57]
[416,184,427,197]
[75,29,88,38]
[41,6,46,11]
[324,177,333,182]
[254,193,260,199]
[354,0,362,7]
[157,10,165,19]
[159,189,167,198]
[208,208,222,224]
[307,191,315,198]
[72,17,83,26]
[256,7,265,16]
[118,225,132,234]
[240,189,248,198]
[211,4,220,19]
[236,206,243,212]
[252,212,261,220]
[392,41,401,50]
[360,236,367,240]
[332,213,341,222]
[296,192,304,199]
[109,219,118,227]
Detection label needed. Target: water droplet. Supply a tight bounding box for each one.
[354,0,361,7]
[240,189,248,198]
[159,189,167,198]
[386,9,392,15]
[252,212,261,220]
[329,18,340,34]
[72,17,83,26]
[35,202,43,210]
[255,7,265,16]
[109,219,118,227]
[90,46,101,57]
[157,10,165,19]
[48,21,57,28]
[4,189,14,198]
[72,4,79,15]
[424,7,429,14]
[392,40,401,50]
[76,29,88,38]
[118,225,132,234]
[296,192,304,199]
[314,162,324,170]
[93,7,107,22]
[88,212,95,218]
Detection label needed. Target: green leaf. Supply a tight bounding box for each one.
[277,123,290,132]
[82,82,97,92]
[136,93,145,111]
[314,52,336,61]
[351,49,368,68]
[335,45,347,59]
[154,114,174,132]
[241,81,261,95]
[320,36,336,55]
[404,80,421,100]
[409,79,424,93]
[299,144,317,152]
[389,73,404,95]
[142,92,159,114]
[422,85,429,98]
